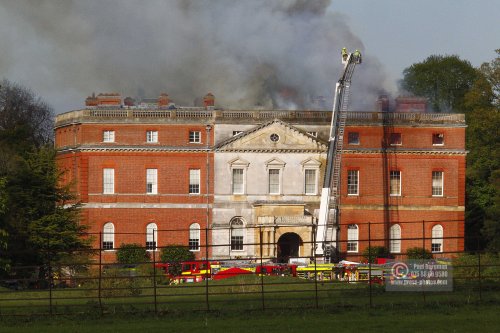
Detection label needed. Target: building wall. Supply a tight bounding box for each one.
[55,108,466,263]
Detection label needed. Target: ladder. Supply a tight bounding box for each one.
[316,49,361,261]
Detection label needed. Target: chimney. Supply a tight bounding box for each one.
[376,95,390,112]
[203,93,215,108]
[158,93,170,107]
[85,92,98,107]
[395,96,427,113]
[97,93,122,106]
[124,97,135,107]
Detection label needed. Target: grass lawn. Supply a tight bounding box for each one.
[1,303,500,333]
[1,275,499,332]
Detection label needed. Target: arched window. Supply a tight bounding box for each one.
[389,224,401,253]
[230,218,245,251]
[146,223,158,251]
[102,222,115,250]
[431,225,443,253]
[189,223,200,251]
[347,224,358,253]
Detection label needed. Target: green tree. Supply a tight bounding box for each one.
[401,55,479,112]
[0,80,90,272]
[362,246,390,263]
[116,243,150,265]
[463,50,500,251]
[160,245,195,276]
[406,247,433,260]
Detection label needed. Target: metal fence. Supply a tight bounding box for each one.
[0,219,498,317]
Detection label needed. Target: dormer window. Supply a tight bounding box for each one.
[433,133,444,145]
[389,133,402,146]
[348,132,359,145]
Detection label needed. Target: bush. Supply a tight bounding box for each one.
[453,252,500,283]
[406,247,433,259]
[116,243,150,265]
[160,245,195,276]
[362,246,390,263]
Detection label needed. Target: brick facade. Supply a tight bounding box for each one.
[55,102,466,263]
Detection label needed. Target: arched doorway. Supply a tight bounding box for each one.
[277,233,302,263]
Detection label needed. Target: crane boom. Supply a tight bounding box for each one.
[315,49,361,259]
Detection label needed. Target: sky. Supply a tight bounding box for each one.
[0,0,498,115]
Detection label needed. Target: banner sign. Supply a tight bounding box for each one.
[385,260,453,292]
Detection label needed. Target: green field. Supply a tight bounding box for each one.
[1,275,499,332]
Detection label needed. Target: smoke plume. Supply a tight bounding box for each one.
[0,0,390,113]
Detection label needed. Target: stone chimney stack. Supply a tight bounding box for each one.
[158,93,170,107]
[203,93,215,108]
[376,95,390,112]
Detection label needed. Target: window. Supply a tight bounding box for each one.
[307,131,318,137]
[432,171,444,196]
[347,170,359,195]
[146,169,158,194]
[232,168,244,194]
[189,169,200,194]
[390,171,401,196]
[389,133,402,145]
[304,169,317,195]
[390,224,401,253]
[232,131,243,136]
[189,131,201,143]
[431,224,443,253]
[103,130,115,143]
[348,132,359,145]
[268,169,280,194]
[189,223,200,251]
[432,133,444,145]
[347,224,358,252]
[230,218,244,251]
[146,223,157,251]
[103,168,114,194]
[102,223,114,250]
[146,130,158,143]
[270,133,280,142]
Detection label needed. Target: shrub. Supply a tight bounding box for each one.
[453,252,500,283]
[116,243,150,265]
[160,245,195,276]
[406,247,433,259]
[362,246,390,263]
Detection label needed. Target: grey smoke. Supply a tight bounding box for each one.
[0,0,390,113]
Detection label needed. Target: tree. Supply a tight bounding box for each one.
[401,55,479,112]
[406,247,433,260]
[362,246,390,263]
[116,243,150,265]
[463,50,500,251]
[0,80,90,272]
[0,79,53,147]
[160,246,195,276]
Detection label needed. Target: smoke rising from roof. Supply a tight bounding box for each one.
[0,0,390,113]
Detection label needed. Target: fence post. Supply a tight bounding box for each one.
[48,232,53,316]
[98,232,103,315]
[259,226,265,311]
[313,224,318,309]
[152,229,158,314]
[421,220,426,304]
[478,250,482,301]
[368,222,372,308]
[205,225,210,312]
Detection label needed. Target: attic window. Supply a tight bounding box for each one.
[270,133,280,143]
[432,133,444,145]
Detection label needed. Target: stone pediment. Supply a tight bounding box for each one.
[216,119,327,152]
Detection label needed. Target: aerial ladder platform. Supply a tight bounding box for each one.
[315,48,361,261]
